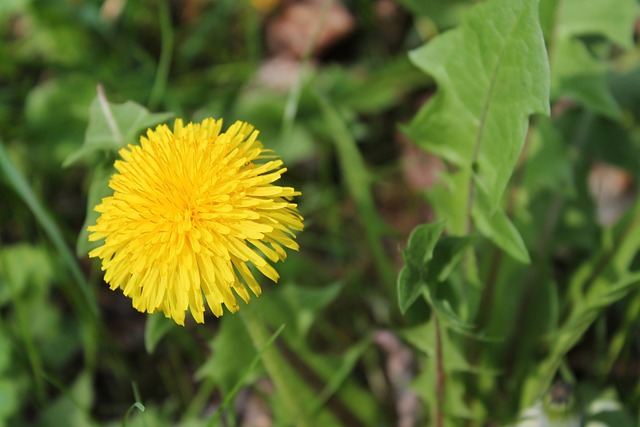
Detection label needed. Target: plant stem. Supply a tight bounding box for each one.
[434,315,445,427]
[240,308,313,427]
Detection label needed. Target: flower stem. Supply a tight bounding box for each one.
[240,308,313,427]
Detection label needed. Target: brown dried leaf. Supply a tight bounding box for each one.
[266,0,355,58]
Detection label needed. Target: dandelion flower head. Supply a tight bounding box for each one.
[88,118,303,325]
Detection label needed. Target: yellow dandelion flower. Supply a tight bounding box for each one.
[88,118,303,325]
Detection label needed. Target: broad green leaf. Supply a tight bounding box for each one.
[75,163,115,257]
[406,0,550,211]
[422,289,475,331]
[397,221,445,314]
[0,244,54,305]
[425,170,469,235]
[428,235,475,283]
[555,0,637,49]
[403,221,445,267]
[64,87,172,167]
[542,0,636,118]
[610,66,640,121]
[398,221,476,329]
[396,263,427,316]
[551,37,622,119]
[472,180,530,263]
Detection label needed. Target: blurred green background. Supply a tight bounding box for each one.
[2,0,640,426]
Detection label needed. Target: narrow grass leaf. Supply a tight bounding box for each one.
[309,339,371,414]
[316,93,395,287]
[0,141,98,316]
[123,383,146,427]
[207,324,285,426]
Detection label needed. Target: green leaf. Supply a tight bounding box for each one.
[555,0,637,49]
[406,0,550,211]
[257,282,343,340]
[0,380,19,425]
[398,222,476,329]
[195,314,257,394]
[472,180,530,263]
[0,244,54,305]
[207,324,285,425]
[316,94,395,287]
[307,339,371,415]
[427,295,469,331]
[424,170,469,235]
[76,162,115,257]
[279,283,343,338]
[397,0,471,29]
[328,57,431,115]
[428,235,475,283]
[542,0,636,118]
[64,86,172,167]
[37,371,95,427]
[551,37,622,119]
[404,319,479,420]
[257,285,379,425]
[397,221,445,314]
[523,116,574,195]
[0,141,97,316]
[144,312,177,354]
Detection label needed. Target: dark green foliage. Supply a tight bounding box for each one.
[1,0,640,425]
